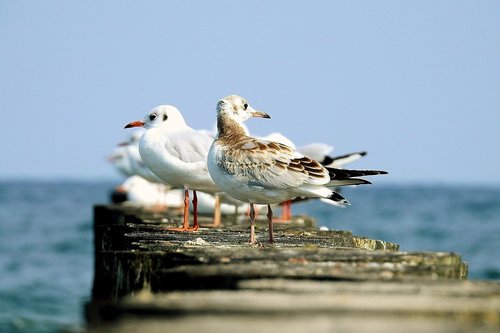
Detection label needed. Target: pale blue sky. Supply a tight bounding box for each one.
[1,1,499,184]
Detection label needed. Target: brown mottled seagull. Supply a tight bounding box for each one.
[207,95,388,244]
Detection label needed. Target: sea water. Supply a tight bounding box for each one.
[0,181,108,333]
[0,181,499,332]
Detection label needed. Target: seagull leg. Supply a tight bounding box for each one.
[249,203,256,244]
[182,188,190,229]
[167,189,197,232]
[267,204,274,244]
[213,193,221,227]
[247,204,261,216]
[286,201,292,220]
[273,200,292,223]
[200,193,222,228]
[192,190,199,231]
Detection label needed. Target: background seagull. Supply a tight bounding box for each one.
[108,131,185,211]
[114,131,165,184]
[208,95,387,244]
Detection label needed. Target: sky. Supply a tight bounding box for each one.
[0,1,499,184]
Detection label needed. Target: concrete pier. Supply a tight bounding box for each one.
[86,204,500,332]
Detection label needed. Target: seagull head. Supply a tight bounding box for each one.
[216,95,270,123]
[125,105,187,130]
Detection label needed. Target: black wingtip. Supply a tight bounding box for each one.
[327,167,388,180]
[321,151,368,166]
[321,156,334,166]
[352,178,372,185]
[328,192,351,205]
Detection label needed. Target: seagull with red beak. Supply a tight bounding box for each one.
[125,105,222,231]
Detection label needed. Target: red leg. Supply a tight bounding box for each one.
[182,189,189,229]
[274,200,292,223]
[167,189,197,232]
[267,204,274,243]
[286,200,292,220]
[192,190,199,231]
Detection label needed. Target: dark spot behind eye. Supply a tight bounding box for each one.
[149,113,157,121]
[163,114,168,121]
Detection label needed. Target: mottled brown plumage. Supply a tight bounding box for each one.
[207,95,387,244]
[215,113,331,186]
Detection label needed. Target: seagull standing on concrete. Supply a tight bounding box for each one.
[125,105,221,231]
[208,95,387,244]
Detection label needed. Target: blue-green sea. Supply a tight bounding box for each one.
[0,181,499,332]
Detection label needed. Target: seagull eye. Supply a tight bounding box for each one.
[149,113,157,121]
[163,114,168,121]
[243,103,248,110]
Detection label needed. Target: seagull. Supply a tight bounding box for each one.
[203,122,372,221]
[208,95,387,244]
[109,131,181,211]
[107,142,135,178]
[114,131,165,184]
[125,105,225,231]
[119,175,184,208]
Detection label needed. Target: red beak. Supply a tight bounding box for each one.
[124,120,145,129]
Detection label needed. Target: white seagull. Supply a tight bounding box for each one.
[119,175,184,208]
[107,142,135,178]
[109,131,188,213]
[125,105,221,231]
[114,131,165,184]
[208,95,387,244]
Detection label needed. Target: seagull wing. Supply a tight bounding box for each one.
[167,130,213,164]
[216,137,331,189]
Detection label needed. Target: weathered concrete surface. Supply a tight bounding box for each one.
[87,280,500,333]
[91,205,467,300]
[84,204,500,333]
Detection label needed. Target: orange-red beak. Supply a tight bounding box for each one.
[124,121,145,129]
